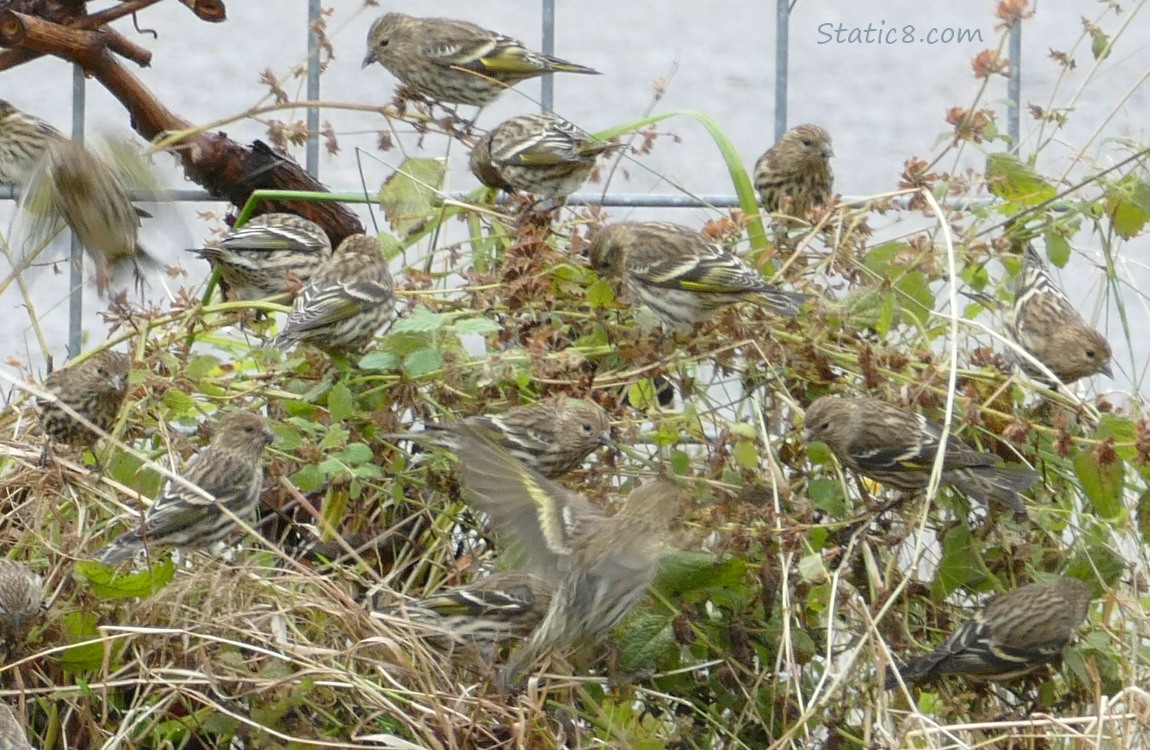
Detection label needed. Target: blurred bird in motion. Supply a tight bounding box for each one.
[754,123,835,223]
[188,213,333,301]
[0,703,35,750]
[448,421,683,687]
[588,221,811,331]
[270,234,396,357]
[470,114,622,202]
[36,350,130,460]
[362,12,598,107]
[804,395,1039,514]
[93,412,274,565]
[370,571,552,657]
[382,399,612,478]
[885,577,1092,688]
[969,243,1113,387]
[0,99,65,186]
[18,136,161,295]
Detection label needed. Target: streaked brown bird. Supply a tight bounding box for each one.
[361,12,599,107]
[0,559,43,648]
[0,703,35,750]
[449,421,683,687]
[753,123,834,221]
[803,395,1038,514]
[270,234,396,356]
[470,114,620,201]
[37,350,129,455]
[188,213,333,301]
[885,577,1092,688]
[0,99,64,186]
[383,399,612,479]
[588,221,811,331]
[370,571,552,655]
[93,412,274,565]
[19,138,156,295]
[979,243,1112,386]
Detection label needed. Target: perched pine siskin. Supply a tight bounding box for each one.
[999,243,1112,386]
[37,350,130,453]
[371,571,552,654]
[803,395,1038,514]
[449,421,684,686]
[93,412,274,565]
[885,577,1092,688]
[753,123,835,221]
[470,114,621,201]
[270,234,396,356]
[188,213,333,301]
[19,138,155,295]
[0,560,43,647]
[0,99,64,186]
[0,703,34,750]
[361,12,599,107]
[383,400,612,478]
[588,221,811,331]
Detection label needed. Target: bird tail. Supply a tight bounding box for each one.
[92,535,141,566]
[747,289,813,318]
[953,465,1039,514]
[540,55,600,75]
[577,139,627,159]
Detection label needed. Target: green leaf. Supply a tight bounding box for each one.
[932,525,981,597]
[732,439,759,469]
[184,354,220,380]
[1043,230,1072,268]
[985,153,1056,207]
[616,612,675,675]
[1105,178,1150,239]
[1137,489,1150,547]
[403,348,444,378]
[377,157,446,237]
[358,351,400,371]
[326,383,354,423]
[57,612,106,671]
[391,306,446,334]
[807,478,847,516]
[653,550,747,596]
[339,442,374,464]
[291,464,324,492]
[75,558,176,599]
[162,389,197,415]
[586,277,616,307]
[1073,445,1124,519]
[450,317,501,335]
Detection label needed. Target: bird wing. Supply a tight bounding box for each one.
[285,281,389,333]
[491,121,590,166]
[632,244,768,295]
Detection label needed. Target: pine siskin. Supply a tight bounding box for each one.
[37,350,130,454]
[270,234,396,356]
[383,400,612,478]
[0,99,64,186]
[803,395,1038,514]
[19,138,155,295]
[998,243,1112,386]
[885,577,1092,688]
[753,123,834,221]
[469,114,621,201]
[371,571,552,654]
[188,213,333,301]
[0,560,43,647]
[93,412,274,565]
[588,221,811,331]
[0,703,34,750]
[449,421,683,686]
[361,12,599,107]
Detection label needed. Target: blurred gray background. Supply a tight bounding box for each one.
[1,0,1146,397]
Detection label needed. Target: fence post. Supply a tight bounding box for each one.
[774,0,789,141]
[1007,20,1022,153]
[540,0,556,113]
[305,0,322,177]
[67,66,85,359]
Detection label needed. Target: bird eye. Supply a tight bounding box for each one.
[96,367,108,377]
[580,422,594,436]
[243,425,255,433]
[801,137,813,147]
[377,39,390,49]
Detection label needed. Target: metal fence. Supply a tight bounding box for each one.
[3,0,1025,358]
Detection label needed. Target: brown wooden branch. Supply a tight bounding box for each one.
[0,7,362,245]
[177,0,226,23]
[0,0,165,71]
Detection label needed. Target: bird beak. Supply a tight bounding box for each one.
[1100,362,1114,379]
[361,51,377,69]
[262,429,276,446]
[111,374,126,392]
[598,432,615,448]
[822,146,835,159]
